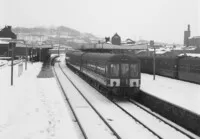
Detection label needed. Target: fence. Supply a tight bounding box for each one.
[18,62,23,77]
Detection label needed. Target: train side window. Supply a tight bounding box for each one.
[191,64,200,73]
[105,65,108,76]
[110,64,119,77]
[130,64,138,77]
[96,64,105,75]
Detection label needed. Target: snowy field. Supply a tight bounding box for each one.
[0,62,78,139]
[141,73,200,115]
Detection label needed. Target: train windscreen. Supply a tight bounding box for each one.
[110,64,119,77]
[130,64,138,77]
[121,64,129,77]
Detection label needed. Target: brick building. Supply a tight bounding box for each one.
[0,26,17,57]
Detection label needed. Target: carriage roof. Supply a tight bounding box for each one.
[66,50,140,63]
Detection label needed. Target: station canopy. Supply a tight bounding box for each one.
[88,43,147,50]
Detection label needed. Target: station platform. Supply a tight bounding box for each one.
[141,73,200,115]
[0,62,79,139]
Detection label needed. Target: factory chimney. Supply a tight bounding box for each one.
[184,24,191,47]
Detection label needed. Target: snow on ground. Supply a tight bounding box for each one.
[55,65,117,139]
[141,73,200,115]
[0,60,8,66]
[59,63,157,139]
[0,62,79,139]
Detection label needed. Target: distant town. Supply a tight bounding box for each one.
[1,24,199,51]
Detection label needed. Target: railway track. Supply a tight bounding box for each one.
[57,63,166,139]
[128,99,198,139]
[54,64,119,139]
[57,60,200,139]
[53,65,88,139]
[113,99,198,139]
[56,63,162,139]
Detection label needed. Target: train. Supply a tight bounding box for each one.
[65,50,141,98]
[138,55,200,84]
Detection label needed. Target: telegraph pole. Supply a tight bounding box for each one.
[25,42,28,70]
[57,29,60,56]
[10,42,14,85]
[39,32,42,61]
[150,40,156,80]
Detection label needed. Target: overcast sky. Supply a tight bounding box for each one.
[1,0,199,44]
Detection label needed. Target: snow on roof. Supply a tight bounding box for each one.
[189,36,200,39]
[179,53,200,58]
[148,47,172,54]
[95,43,147,50]
[184,46,197,50]
[0,40,9,44]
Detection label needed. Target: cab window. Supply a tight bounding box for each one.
[130,64,138,77]
[121,64,129,77]
[110,64,119,77]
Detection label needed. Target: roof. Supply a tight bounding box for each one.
[82,52,139,63]
[91,43,147,50]
[179,53,200,58]
[66,50,139,63]
[0,26,16,39]
[0,40,9,44]
[189,36,200,39]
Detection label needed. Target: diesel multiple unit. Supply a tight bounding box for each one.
[66,50,141,98]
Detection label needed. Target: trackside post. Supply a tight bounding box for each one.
[150,40,156,80]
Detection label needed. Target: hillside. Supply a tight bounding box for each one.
[12,26,98,39]
[11,26,100,49]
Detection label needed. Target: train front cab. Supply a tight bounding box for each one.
[107,61,140,97]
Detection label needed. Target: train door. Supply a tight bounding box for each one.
[120,63,130,87]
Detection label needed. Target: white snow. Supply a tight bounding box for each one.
[179,53,200,58]
[0,62,79,139]
[58,55,200,138]
[141,73,200,115]
[59,62,158,139]
[0,40,9,44]
[0,60,8,66]
[1,53,200,139]
[148,47,172,54]
[55,65,117,139]
[117,102,191,139]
